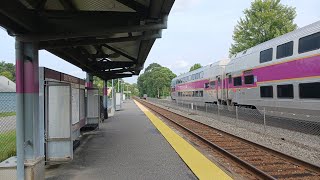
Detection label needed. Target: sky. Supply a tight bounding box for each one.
[0,0,319,83]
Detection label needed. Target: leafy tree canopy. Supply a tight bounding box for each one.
[0,71,13,81]
[229,0,297,56]
[144,63,161,73]
[189,63,202,72]
[137,64,176,98]
[0,61,15,82]
[93,77,138,97]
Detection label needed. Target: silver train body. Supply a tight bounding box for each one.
[171,21,320,122]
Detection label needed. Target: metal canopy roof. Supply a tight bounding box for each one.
[0,0,175,80]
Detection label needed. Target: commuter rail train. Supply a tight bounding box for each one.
[171,21,320,122]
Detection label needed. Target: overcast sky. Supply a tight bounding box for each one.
[0,0,319,83]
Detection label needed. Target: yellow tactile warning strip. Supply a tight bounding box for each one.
[134,100,232,180]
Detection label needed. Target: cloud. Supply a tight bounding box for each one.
[173,0,202,12]
[166,59,190,70]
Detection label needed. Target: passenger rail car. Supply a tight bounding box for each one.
[171,59,230,104]
[171,21,320,122]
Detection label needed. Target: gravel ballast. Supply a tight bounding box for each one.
[147,99,320,167]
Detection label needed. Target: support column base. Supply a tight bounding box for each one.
[0,156,45,180]
[103,108,108,120]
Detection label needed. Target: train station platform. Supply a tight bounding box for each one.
[45,100,197,180]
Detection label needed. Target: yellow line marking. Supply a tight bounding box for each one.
[134,100,232,180]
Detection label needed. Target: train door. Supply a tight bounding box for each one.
[226,74,233,100]
[216,76,221,102]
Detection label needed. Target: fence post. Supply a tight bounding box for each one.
[236,106,238,126]
[263,107,266,133]
[218,103,220,120]
[205,103,207,113]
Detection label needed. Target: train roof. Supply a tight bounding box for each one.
[230,20,320,62]
[172,59,230,81]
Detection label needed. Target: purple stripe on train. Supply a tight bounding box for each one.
[174,55,320,91]
[255,55,320,82]
[175,79,208,91]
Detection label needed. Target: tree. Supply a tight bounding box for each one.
[189,63,202,72]
[0,71,13,81]
[93,76,138,97]
[144,63,162,73]
[229,0,297,56]
[137,64,176,98]
[0,61,15,82]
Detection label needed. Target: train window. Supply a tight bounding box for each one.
[298,32,320,53]
[210,81,215,88]
[244,75,254,84]
[228,75,232,84]
[260,86,273,98]
[277,41,293,59]
[233,77,242,86]
[260,48,273,63]
[199,91,203,97]
[299,82,320,99]
[277,84,294,98]
[204,83,209,88]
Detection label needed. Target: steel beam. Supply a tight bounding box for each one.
[94,68,135,76]
[0,1,44,32]
[17,18,167,41]
[103,45,137,62]
[102,74,133,80]
[58,0,76,11]
[95,61,134,67]
[39,33,162,49]
[115,0,147,14]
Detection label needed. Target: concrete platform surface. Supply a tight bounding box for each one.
[45,100,196,180]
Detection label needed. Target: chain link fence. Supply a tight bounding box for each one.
[0,91,16,163]
[147,98,320,136]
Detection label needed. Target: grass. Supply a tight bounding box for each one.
[0,112,16,118]
[0,130,16,162]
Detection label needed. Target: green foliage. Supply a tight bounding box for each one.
[189,63,202,72]
[93,77,138,97]
[0,112,16,117]
[0,61,15,82]
[144,63,162,73]
[0,131,16,162]
[122,82,139,97]
[0,71,13,81]
[229,0,297,56]
[137,64,176,98]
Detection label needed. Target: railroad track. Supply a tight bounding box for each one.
[135,98,320,180]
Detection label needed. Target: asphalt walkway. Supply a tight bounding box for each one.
[45,100,196,180]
